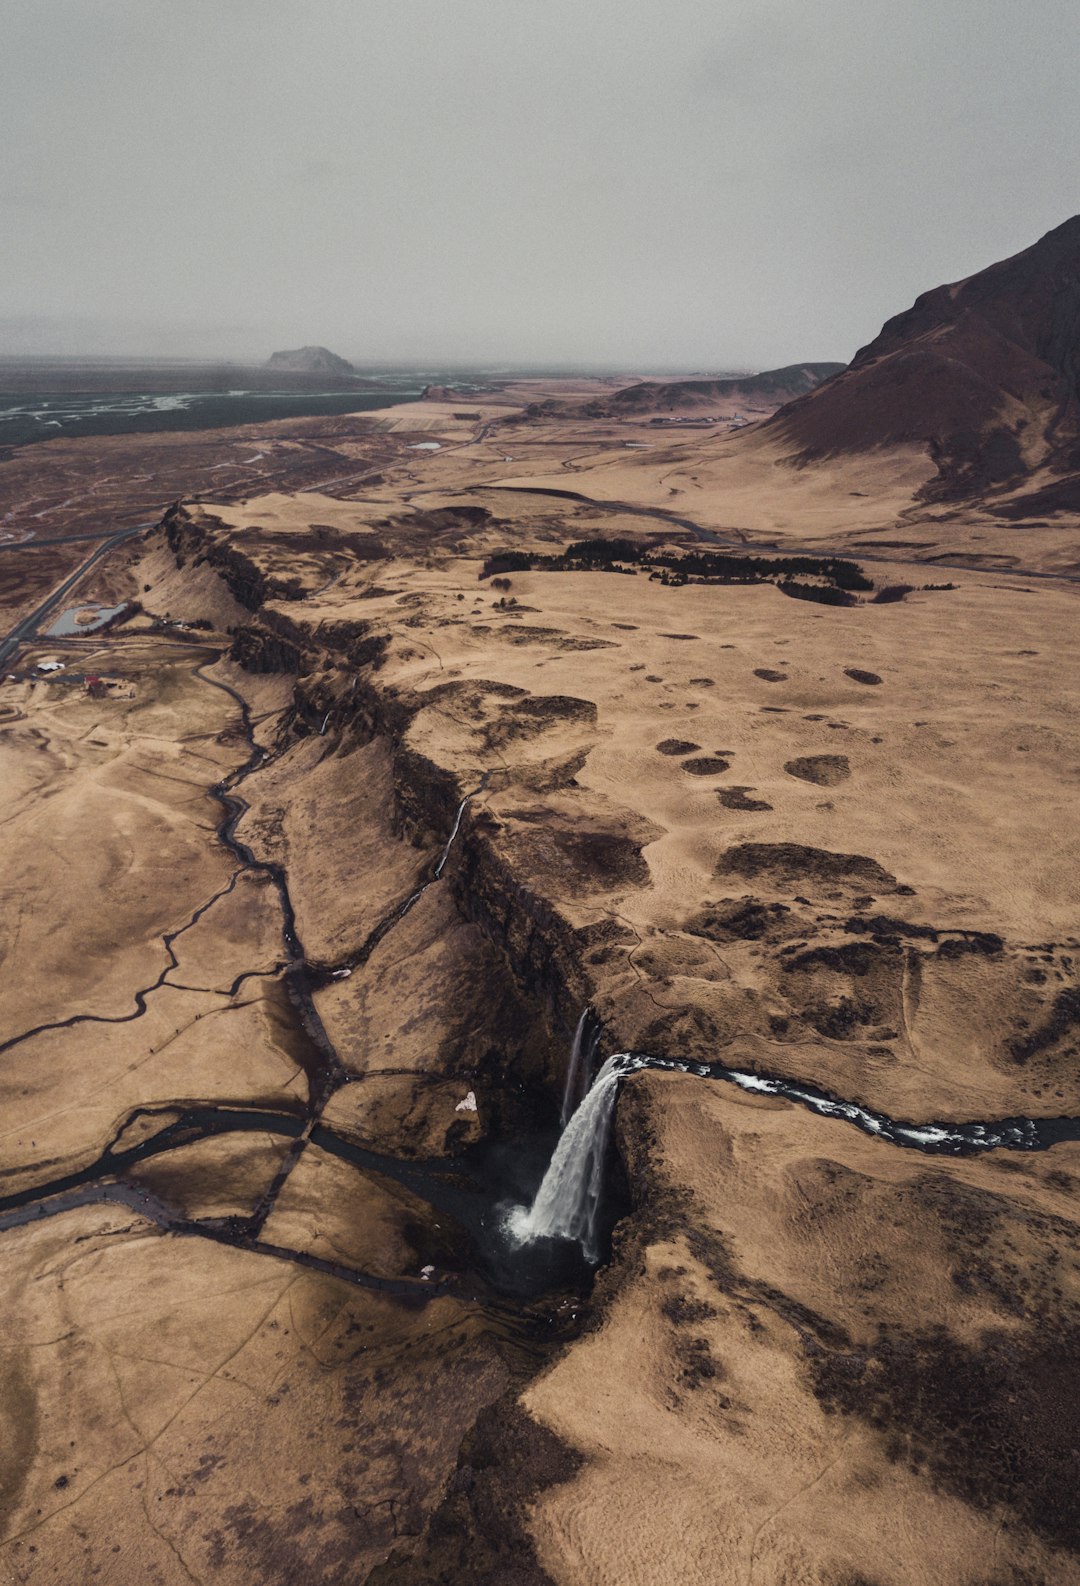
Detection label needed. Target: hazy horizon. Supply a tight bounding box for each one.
[3,0,1078,369]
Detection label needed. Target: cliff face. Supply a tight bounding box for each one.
[768,215,1080,500]
[159,503,604,1050]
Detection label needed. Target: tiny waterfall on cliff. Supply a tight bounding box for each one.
[433,795,471,879]
[508,1053,637,1264]
[560,1009,600,1128]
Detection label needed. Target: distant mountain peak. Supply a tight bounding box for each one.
[266,345,355,375]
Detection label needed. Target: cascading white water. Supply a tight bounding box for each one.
[508,1053,637,1263]
[505,1020,1054,1271]
[560,1009,591,1128]
[433,796,470,878]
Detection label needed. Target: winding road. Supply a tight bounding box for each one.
[0,520,149,669]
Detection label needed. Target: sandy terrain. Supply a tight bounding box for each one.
[2,373,1079,1584]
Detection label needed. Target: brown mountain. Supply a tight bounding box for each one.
[768,215,1080,501]
[596,362,844,415]
[536,362,844,421]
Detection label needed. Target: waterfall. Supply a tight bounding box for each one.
[508,1053,637,1263]
[560,1009,595,1128]
[433,796,470,878]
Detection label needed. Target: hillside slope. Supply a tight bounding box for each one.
[768,216,1080,500]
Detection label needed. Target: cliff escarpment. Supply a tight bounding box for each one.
[156,502,610,1059]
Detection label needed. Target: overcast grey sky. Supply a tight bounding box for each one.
[2,0,1078,368]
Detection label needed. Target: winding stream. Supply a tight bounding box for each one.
[509,1042,1080,1265]
[0,651,587,1306]
[5,639,1080,1295]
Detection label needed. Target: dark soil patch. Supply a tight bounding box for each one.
[783,940,895,975]
[482,694,597,750]
[936,932,1004,960]
[503,810,654,896]
[685,898,790,942]
[716,787,772,811]
[844,668,883,685]
[656,739,701,756]
[753,668,788,682]
[1010,986,1080,1064]
[369,1402,583,1586]
[809,1321,1080,1556]
[682,756,730,776]
[785,754,851,787]
[503,626,614,652]
[804,996,875,1039]
[844,914,939,944]
[689,677,715,687]
[717,843,899,893]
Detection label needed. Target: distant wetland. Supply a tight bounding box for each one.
[0,372,425,449]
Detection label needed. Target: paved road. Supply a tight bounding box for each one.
[0,522,149,671]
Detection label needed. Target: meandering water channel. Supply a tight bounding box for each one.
[4,639,1080,1313]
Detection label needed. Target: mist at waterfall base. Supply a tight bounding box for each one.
[507,1054,628,1264]
[440,1080,629,1299]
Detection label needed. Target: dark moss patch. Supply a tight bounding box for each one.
[844,914,939,944]
[661,1292,719,1326]
[716,787,772,811]
[753,667,788,682]
[717,843,899,893]
[804,996,875,1039]
[369,1402,583,1586]
[503,808,655,896]
[783,940,894,975]
[502,626,614,652]
[689,676,715,686]
[1010,986,1080,1064]
[844,667,883,685]
[809,1321,1080,1556]
[656,738,701,756]
[482,693,597,750]
[936,932,1004,960]
[674,1334,720,1390]
[685,898,789,942]
[682,756,731,776]
[785,754,851,787]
